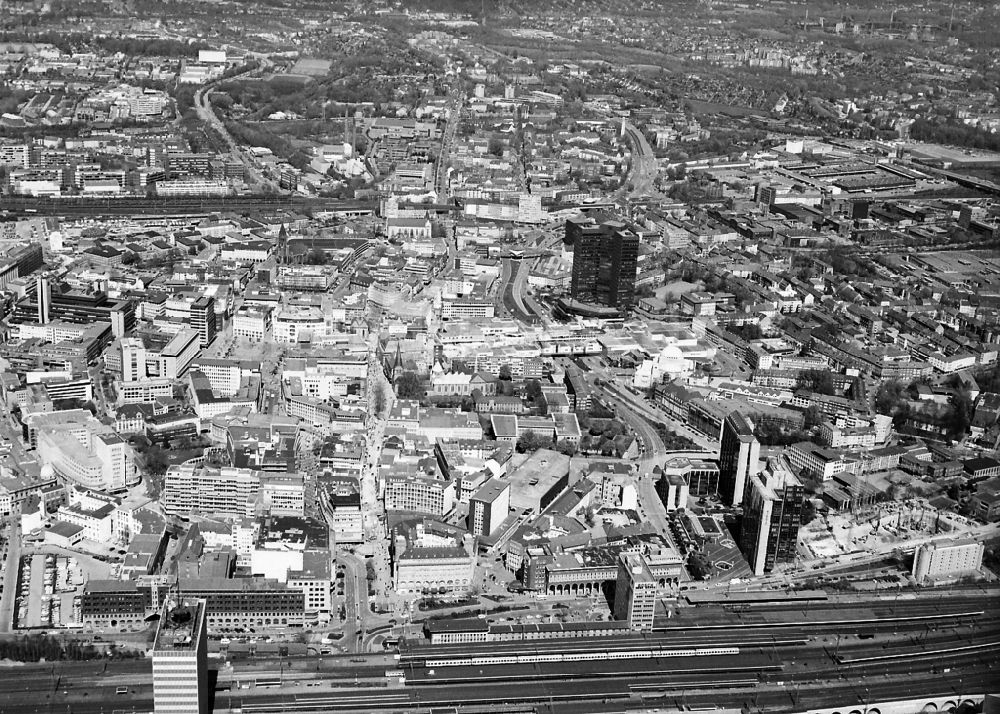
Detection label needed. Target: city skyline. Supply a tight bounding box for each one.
[0,1,997,713]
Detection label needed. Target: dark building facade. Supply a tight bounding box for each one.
[80,576,307,631]
[718,410,760,507]
[7,242,44,276]
[566,215,639,312]
[739,463,804,576]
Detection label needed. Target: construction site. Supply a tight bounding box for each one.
[799,499,986,563]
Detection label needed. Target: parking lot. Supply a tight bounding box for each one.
[16,547,113,630]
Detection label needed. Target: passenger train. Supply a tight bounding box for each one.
[423,646,741,668]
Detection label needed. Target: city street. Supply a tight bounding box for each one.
[635,471,672,537]
[0,517,21,632]
[433,88,463,200]
[338,551,371,650]
[600,379,719,455]
[193,62,278,192]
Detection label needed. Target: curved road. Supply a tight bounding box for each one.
[602,380,718,454]
[586,370,717,542]
[498,258,538,323]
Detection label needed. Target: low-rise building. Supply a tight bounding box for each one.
[394,543,475,595]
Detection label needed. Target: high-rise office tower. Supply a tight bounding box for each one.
[613,551,657,631]
[718,410,760,507]
[190,296,217,346]
[36,275,51,324]
[120,337,147,383]
[567,216,639,311]
[739,459,804,576]
[468,479,510,537]
[152,597,208,714]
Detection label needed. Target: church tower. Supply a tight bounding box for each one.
[277,224,289,264]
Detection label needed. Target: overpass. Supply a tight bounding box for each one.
[797,695,984,714]
[902,158,1000,196]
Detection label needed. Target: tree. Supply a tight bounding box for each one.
[516,430,548,453]
[754,421,817,447]
[803,405,824,429]
[798,369,836,396]
[524,379,543,405]
[555,440,578,456]
[304,248,328,265]
[144,445,169,472]
[498,365,512,381]
[372,388,386,416]
[142,444,170,498]
[946,389,974,441]
[875,381,906,416]
[667,163,687,180]
[975,363,1000,393]
[729,323,763,341]
[601,421,624,439]
[395,371,423,399]
[801,498,817,526]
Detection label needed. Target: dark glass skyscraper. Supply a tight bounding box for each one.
[739,459,804,576]
[718,410,760,507]
[567,215,639,312]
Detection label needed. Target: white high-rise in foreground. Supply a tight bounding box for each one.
[912,540,984,582]
[614,551,657,632]
[153,597,208,714]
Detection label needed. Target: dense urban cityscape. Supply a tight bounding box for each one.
[0,0,998,712]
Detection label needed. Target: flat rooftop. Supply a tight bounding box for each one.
[153,599,205,651]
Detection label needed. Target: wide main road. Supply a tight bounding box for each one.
[618,119,659,198]
[193,62,277,192]
[601,378,719,455]
[498,257,539,323]
[433,88,463,199]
